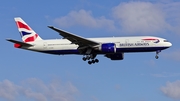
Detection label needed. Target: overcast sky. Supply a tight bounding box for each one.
[1,0,180,101]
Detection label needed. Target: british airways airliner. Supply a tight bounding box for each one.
[7,17,172,64]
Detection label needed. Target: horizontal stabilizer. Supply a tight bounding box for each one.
[6,39,33,47]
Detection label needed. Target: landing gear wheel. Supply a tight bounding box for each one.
[155,50,161,59]
[95,59,99,63]
[82,57,87,61]
[155,55,159,59]
[87,56,91,60]
[88,61,92,65]
[91,60,95,64]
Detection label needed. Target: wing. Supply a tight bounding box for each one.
[48,26,100,47]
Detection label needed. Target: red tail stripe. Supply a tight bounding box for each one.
[16,21,31,30]
[24,34,38,42]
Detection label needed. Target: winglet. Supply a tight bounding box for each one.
[48,26,53,28]
[48,26,61,33]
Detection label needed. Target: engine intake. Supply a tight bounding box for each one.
[100,43,116,53]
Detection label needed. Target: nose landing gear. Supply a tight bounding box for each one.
[155,50,161,59]
[155,55,159,59]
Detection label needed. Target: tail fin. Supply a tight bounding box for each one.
[14,17,42,42]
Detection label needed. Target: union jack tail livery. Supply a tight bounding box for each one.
[14,17,42,42]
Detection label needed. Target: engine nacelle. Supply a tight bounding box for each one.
[105,53,124,60]
[99,43,116,53]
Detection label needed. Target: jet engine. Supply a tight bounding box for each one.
[105,53,124,60]
[98,43,116,53]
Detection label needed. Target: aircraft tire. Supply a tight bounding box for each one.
[155,55,159,59]
[92,60,95,64]
[88,61,92,64]
[83,57,87,61]
[95,59,99,63]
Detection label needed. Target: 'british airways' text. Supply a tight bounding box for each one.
[119,43,149,46]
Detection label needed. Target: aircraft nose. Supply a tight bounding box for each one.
[168,42,172,47]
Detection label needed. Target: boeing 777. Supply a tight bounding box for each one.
[7,17,172,64]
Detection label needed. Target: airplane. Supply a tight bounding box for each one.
[7,17,172,64]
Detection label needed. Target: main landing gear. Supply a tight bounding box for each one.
[155,50,161,59]
[82,54,99,65]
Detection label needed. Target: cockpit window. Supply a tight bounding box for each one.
[164,40,168,42]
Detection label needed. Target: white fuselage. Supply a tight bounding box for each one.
[9,17,172,64]
[21,36,172,55]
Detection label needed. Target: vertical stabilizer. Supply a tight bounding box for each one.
[14,17,42,42]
